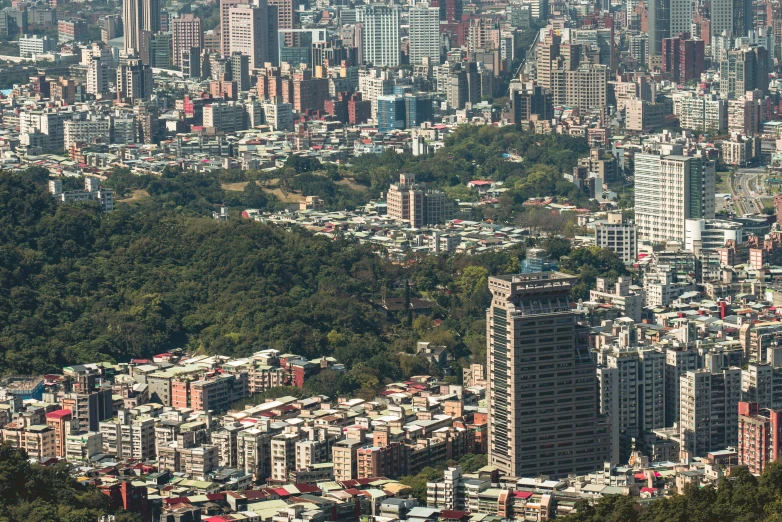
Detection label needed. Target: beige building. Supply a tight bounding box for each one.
[487,273,611,478]
[171,14,203,69]
[332,438,363,481]
[625,98,665,132]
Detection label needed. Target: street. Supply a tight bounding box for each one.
[727,168,768,216]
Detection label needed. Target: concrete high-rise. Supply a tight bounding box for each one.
[86,56,109,95]
[123,0,159,59]
[171,14,203,69]
[116,57,153,104]
[680,368,741,458]
[409,6,441,66]
[634,153,715,245]
[267,0,294,47]
[221,0,250,56]
[648,0,690,56]
[487,272,611,478]
[227,3,271,70]
[356,6,400,67]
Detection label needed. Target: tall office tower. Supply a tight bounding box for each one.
[171,14,203,69]
[409,6,440,66]
[221,0,250,56]
[486,273,611,478]
[648,0,690,56]
[634,153,715,245]
[647,0,670,55]
[123,0,160,59]
[711,0,734,39]
[228,3,270,70]
[680,368,742,458]
[116,58,153,104]
[356,6,399,67]
[148,32,171,68]
[86,56,109,95]
[721,48,762,97]
[733,0,754,36]
[377,95,406,132]
[268,0,294,47]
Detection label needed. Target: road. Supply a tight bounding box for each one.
[727,168,768,216]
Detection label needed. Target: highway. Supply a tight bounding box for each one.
[728,168,768,216]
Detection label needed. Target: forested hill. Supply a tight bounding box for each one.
[0,170,392,375]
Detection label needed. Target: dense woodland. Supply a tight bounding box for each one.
[0,124,627,390]
[561,463,782,522]
[0,444,139,522]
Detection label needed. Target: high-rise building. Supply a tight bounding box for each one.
[409,6,440,66]
[648,0,690,56]
[267,0,294,46]
[635,153,716,245]
[680,368,741,457]
[116,57,153,104]
[594,213,638,264]
[377,95,406,132]
[86,56,109,95]
[405,94,434,128]
[230,52,251,91]
[597,346,665,461]
[508,82,553,124]
[171,14,202,69]
[487,272,612,478]
[386,173,454,227]
[728,89,764,135]
[356,6,399,67]
[101,14,123,44]
[720,47,766,97]
[133,102,159,144]
[662,36,705,82]
[738,402,782,475]
[123,0,160,59]
[228,3,272,69]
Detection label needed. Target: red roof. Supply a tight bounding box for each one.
[46,409,72,419]
[273,487,291,496]
[441,510,471,519]
[634,473,647,480]
[468,180,493,186]
[513,491,534,499]
[294,483,321,494]
[640,487,658,493]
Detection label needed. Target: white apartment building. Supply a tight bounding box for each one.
[63,118,111,147]
[263,98,293,132]
[86,57,109,95]
[99,414,156,460]
[409,6,441,66]
[665,346,699,427]
[677,94,726,133]
[359,72,393,118]
[598,346,665,441]
[635,153,715,245]
[356,6,400,67]
[595,216,637,265]
[203,102,246,133]
[19,34,56,58]
[679,368,741,457]
[270,430,300,482]
[643,271,695,307]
